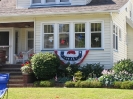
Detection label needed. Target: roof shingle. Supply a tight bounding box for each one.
[0,0,129,16]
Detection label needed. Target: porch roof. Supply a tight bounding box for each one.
[0,0,129,17]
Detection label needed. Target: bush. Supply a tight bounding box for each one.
[121,81,133,89]
[79,81,91,88]
[40,80,55,87]
[90,81,102,88]
[81,63,104,80]
[65,81,75,88]
[75,81,81,88]
[74,71,83,81]
[114,81,122,88]
[31,52,60,80]
[33,81,40,87]
[113,59,133,74]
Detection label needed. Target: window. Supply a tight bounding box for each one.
[59,24,69,48]
[32,0,69,4]
[46,0,55,3]
[32,0,41,3]
[43,24,54,49]
[91,23,102,48]
[113,24,118,50]
[60,0,69,2]
[27,31,34,50]
[42,21,103,50]
[75,23,85,48]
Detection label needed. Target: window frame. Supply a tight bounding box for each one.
[41,21,104,50]
[89,21,103,49]
[43,24,55,49]
[74,23,86,49]
[58,23,70,49]
[113,24,118,51]
[31,0,70,5]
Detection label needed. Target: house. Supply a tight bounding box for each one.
[0,0,132,69]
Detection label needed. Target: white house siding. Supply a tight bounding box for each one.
[127,24,133,60]
[17,0,31,9]
[112,10,128,64]
[34,14,112,69]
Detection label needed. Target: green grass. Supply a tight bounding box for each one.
[7,88,133,99]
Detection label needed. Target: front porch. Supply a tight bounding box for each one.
[0,22,34,64]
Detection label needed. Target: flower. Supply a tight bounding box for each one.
[20,61,32,74]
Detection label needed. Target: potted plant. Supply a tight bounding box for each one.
[21,61,34,86]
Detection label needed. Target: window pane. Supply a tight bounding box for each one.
[32,0,41,3]
[44,34,54,48]
[113,34,115,49]
[60,0,69,2]
[0,32,9,45]
[75,23,85,32]
[59,34,69,48]
[91,23,101,31]
[28,31,34,38]
[116,36,118,50]
[91,33,101,48]
[75,33,85,48]
[59,24,69,32]
[28,40,34,49]
[44,25,54,33]
[46,0,55,2]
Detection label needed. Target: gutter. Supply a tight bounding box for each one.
[0,10,119,18]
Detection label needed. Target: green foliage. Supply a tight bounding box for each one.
[57,63,79,78]
[33,81,40,87]
[89,81,102,88]
[113,59,133,74]
[79,81,91,88]
[39,80,55,87]
[64,81,75,88]
[81,63,104,80]
[114,81,122,88]
[121,81,133,89]
[74,71,83,81]
[31,52,60,80]
[75,81,81,88]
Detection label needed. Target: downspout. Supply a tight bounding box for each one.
[110,12,113,68]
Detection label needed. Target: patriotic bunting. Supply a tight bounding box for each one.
[54,50,89,65]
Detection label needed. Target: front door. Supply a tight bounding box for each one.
[0,32,9,63]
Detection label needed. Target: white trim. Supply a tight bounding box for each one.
[34,18,36,53]
[119,0,130,13]
[0,28,14,64]
[41,20,104,50]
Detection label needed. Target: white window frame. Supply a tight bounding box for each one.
[58,23,70,49]
[43,24,54,49]
[89,21,104,49]
[41,20,104,50]
[31,0,70,5]
[113,24,118,51]
[119,27,122,41]
[74,23,86,49]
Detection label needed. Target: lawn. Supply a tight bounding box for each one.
[8,88,133,99]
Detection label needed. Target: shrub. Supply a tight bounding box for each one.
[90,81,102,88]
[79,81,91,88]
[75,81,81,88]
[74,71,83,81]
[40,80,54,87]
[31,52,60,80]
[33,81,40,87]
[121,81,133,89]
[81,63,104,80]
[114,81,122,88]
[113,59,133,74]
[98,70,115,87]
[65,81,75,88]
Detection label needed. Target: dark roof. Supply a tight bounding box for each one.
[0,0,129,16]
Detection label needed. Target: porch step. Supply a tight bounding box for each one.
[0,64,24,87]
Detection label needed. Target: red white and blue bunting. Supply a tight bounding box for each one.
[54,50,89,65]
